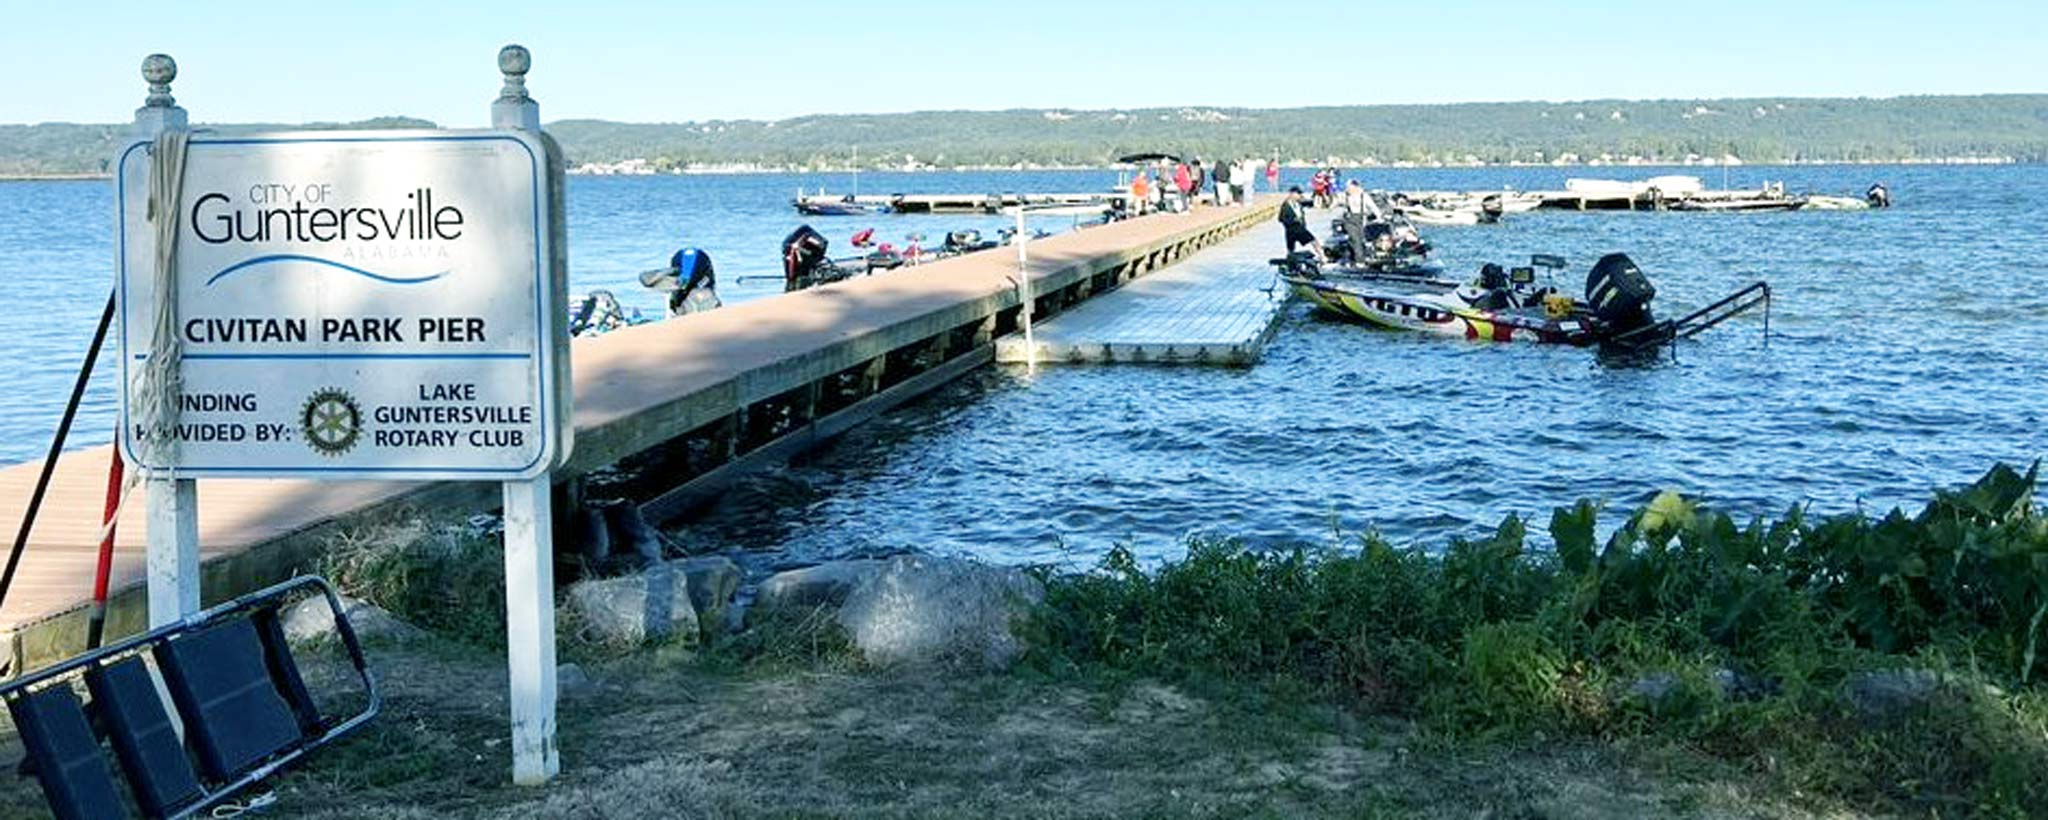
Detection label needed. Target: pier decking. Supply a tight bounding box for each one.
[996,222,1286,366]
[0,200,1278,668]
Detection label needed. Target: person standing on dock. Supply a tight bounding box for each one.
[1172,162,1193,212]
[1189,158,1206,206]
[1265,158,1281,195]
[1233,158,1253,205]
[1212,161,1232,206]
[1130,171,1151,215]
[1278,187,1324,260]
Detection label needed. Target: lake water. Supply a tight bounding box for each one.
[3,165,2043,565]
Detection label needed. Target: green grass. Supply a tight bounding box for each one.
[316,513,509,648]
[9,466,2034,818]
[1024,463,2048,817]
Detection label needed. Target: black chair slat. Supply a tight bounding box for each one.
[151,617,303,781]
[84,657,204,818]
[250,607,323,734]
[7,686,130,820]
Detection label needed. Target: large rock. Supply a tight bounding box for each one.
[752,560,888,619]
[835,555,1044,669]
[1843,669,1998,721]
[281,593,424,645]
[678,556,740,623]
[565,562,698,646]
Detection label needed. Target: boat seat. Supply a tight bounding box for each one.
[82,657,202,817]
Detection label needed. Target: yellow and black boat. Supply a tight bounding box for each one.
[1272,253,1771,352]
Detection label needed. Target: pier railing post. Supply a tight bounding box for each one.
[1013,207,1035,374]
[133,54,200,628]
[493,43,563,786]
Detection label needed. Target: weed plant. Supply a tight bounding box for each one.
[1026,463,2048,816]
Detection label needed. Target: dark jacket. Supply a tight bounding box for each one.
[1279,199,1306,228]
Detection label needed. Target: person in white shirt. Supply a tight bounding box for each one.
[1340,179,1381,219]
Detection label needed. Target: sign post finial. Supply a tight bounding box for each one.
[141,54,177,108]
[135,53,188,132]
[493,45,539,131]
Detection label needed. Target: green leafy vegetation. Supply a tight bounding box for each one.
[316,514,508,647]
[3,96,2043,176]
[1026,463,2048,816]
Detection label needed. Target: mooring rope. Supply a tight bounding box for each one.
[134,129,191,479]
[90,130,194,543]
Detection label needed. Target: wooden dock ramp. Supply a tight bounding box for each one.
[997,222,1286,366]
[0,200,1276,669]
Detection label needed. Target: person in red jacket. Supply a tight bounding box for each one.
[1172,163,1193,211]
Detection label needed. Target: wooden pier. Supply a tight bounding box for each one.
[0,200,1277,668]
[996,222,1286,366]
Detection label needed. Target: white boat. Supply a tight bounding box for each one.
[1493,192,1545,213]
[1398,206,1482,226]
[1798,195,1872,211]
[1411,191,1543,214]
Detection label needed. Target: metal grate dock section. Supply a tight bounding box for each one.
[997,222,1285,366]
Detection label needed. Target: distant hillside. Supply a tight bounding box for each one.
[0,117,436,176]
[4,96,2044,175]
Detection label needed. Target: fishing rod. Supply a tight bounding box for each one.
[0,291,117,617]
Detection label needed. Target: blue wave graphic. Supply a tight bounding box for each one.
[204,254,447,287]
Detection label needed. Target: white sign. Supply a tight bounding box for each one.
[116,131,567,480]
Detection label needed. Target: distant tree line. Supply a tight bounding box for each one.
[3,97,2043,176]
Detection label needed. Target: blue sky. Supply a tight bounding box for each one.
[3,0,2043,125]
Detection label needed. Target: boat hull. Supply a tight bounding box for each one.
[796,202,891,216]
[1287,276,1590,345]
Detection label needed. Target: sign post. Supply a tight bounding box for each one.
[492,44,563,786]
[130,55,202,629]
[116,46,572,784]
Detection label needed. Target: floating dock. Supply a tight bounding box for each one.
[0,200,1278,667]
[795,190,1131,214]
[1395,179,1813,212]
[996,222,1285,366]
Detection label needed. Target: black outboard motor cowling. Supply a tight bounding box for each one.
[1585,253,1656,334]
[668,247,716,314]
[1479,262,1508,291]
[782,224,831,292]
[1269,251,1323,278]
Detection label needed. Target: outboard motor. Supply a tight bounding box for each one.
[781,224,832,292]
[1479,195,1505,224]
[1269,250,1323,278]
[1479,262,1508,291]
[1866,183,1891,208]
[1585,253,1657,336]
[668,247,719,315]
